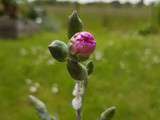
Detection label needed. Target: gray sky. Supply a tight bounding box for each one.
[58,0,158,5]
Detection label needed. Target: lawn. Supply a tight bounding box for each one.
[0,5,160,120]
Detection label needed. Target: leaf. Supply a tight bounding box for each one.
[29,95,51,120]
[100,106,116,120]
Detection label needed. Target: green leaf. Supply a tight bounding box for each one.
[29,95,51,120]
[100,106,116,120]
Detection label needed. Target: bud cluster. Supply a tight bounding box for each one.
[48,11,96,81]
[48,11,96,113]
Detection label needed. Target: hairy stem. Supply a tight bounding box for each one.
[76,108,82,120]
[29,95,51,120]
[76,78,88,120]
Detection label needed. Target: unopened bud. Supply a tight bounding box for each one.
[68,10,83,39]
[48,40,68,62]
[67,59,87,81]
[69,32,96,59]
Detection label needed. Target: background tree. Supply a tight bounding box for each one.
[1,0,19,18]
[154,2,160,27]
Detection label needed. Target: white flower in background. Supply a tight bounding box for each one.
[27,0,36,3]
[47,59,55,65]
[34,82,40,88]
[25,78,32,85]
[142,48,151,60]
[144,48,152,56]
[95,51,103,61]
[51,84,59,94]
[119,61,125,70]
[29,85,38,93]
[20,48,27,56]
[72,97,82,110]
[36,17,43,24]
[152,55,160,64]
[27,80,40,93]
[141,48,152,62]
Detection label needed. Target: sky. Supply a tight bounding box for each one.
[58,0,159,5]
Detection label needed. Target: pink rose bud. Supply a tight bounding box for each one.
[69,32,96,58]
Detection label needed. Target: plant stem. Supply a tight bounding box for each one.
[76,108,82,120]
[76,78,88,120]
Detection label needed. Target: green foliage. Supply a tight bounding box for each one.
[26,6,39,20]
[1,0,19,18]
[138,3,160,35]
[1,0,18,6]
[154,3,160,26]
[100,107,116,120]
[138,24,158,36]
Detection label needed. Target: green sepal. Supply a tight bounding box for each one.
[67,59,87,81]
[68,10,83,39]
[100,106,116,120]
[77,54,89,62]
[48,40,68,62]
[69,54,89,62]
[86,60,94,75]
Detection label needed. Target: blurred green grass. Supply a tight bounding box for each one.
[0,5,160,120]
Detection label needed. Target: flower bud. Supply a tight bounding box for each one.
[68,10,83,39]
[67,59,87,81]
[69,32,96,59]
[48,40,68,62]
